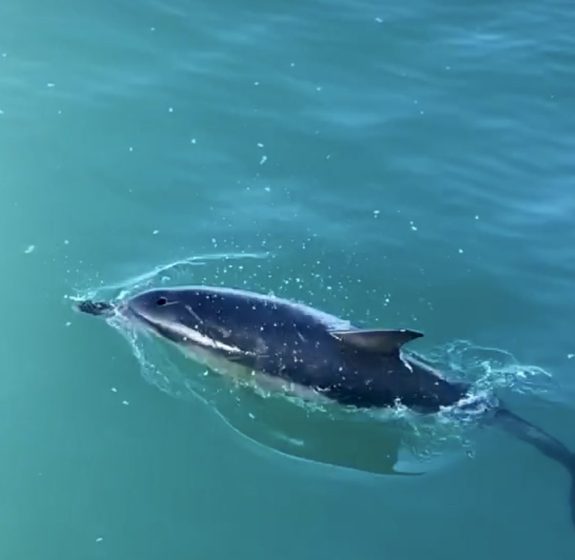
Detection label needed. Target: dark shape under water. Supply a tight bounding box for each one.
[78,286,575,528]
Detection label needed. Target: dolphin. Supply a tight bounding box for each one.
[78,285,575,527]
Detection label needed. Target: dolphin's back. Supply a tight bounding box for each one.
[174,288,465,409]
[188,286,352,331]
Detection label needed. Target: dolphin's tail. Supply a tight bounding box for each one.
[494,407,575,528]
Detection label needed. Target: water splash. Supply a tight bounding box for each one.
[424,340,555,397]
[69,250,270,303]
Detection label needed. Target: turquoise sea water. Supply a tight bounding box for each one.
[1,0,575,558]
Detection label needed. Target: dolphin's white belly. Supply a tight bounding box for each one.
[178,341,330,404]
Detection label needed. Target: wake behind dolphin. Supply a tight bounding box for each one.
[78,285,575,527]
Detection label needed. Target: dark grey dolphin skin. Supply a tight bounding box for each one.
[78,285,575,527]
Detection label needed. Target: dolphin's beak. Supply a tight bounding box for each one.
[77,300,115,317]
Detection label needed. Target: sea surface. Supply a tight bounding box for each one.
[1,0,574,558]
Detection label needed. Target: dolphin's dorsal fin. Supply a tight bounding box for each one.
[330,329,423,355]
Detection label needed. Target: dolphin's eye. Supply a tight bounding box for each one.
[156,297,168,306]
